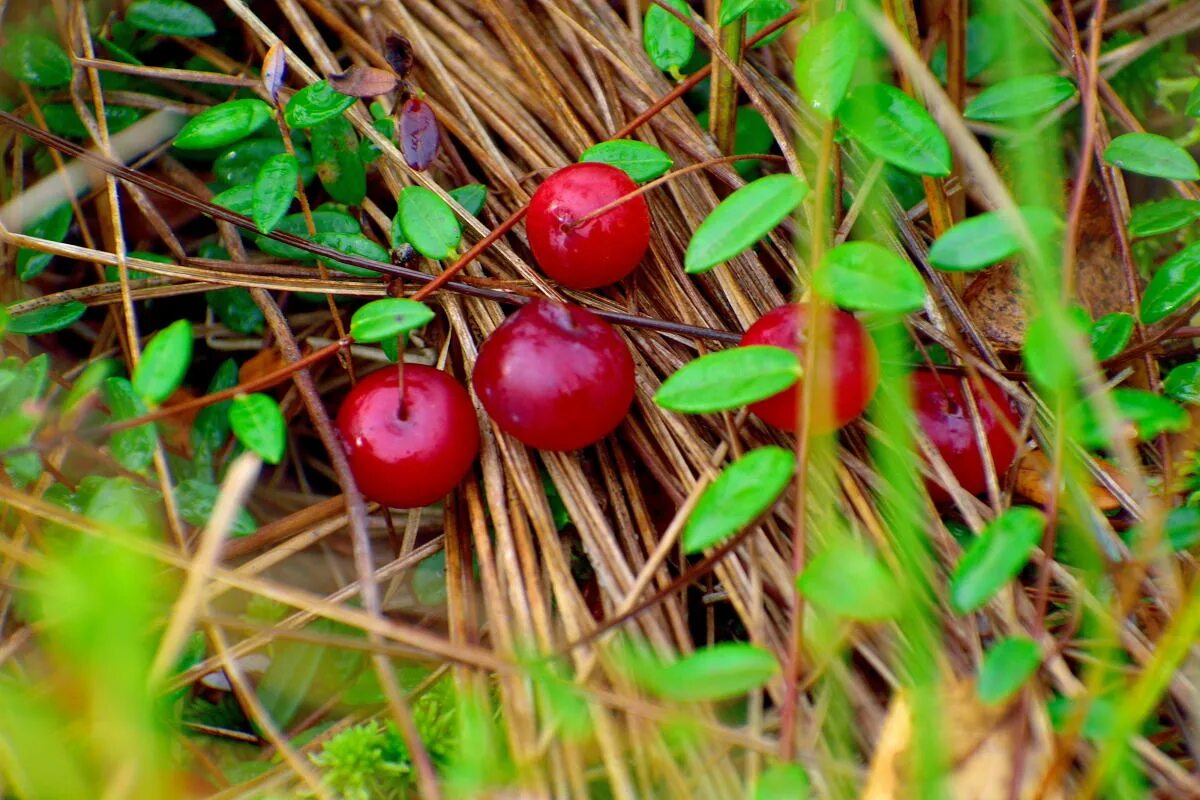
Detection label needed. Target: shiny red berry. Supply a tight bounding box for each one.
[335,364,479,508]
[526,163,651,289]
[912,369,1021,501]
[473,299,635,450]
[739,303,878,433]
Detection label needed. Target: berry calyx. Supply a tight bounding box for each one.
[739,303,878,433]
[526,162,651,289]
[335,364,479,508]
[473,298,635,450]
[912,369,1021,501]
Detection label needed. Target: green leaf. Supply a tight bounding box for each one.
[312,232,389,277]
[212,184,255,216]
[17,203,72,281]
[950,507,1045,614]
[718,0,758,26]
[797,544,901,620]
[1139,240,1200,324]
[756,764,811,800]
[644,0,695,75]
[1129,198,1200,238]
[1165,506,1200,552]
[649,643,778,702]
[252,153,299,234]
[813,241,926,312]
[0,33,73,88]
[175,479,257,537]
[349,298,435,343]
[229,393,286,464]
[215,138,314,187]
[928,207,1062,271]
[684,447,794,554]
[579,140,673,183]
[40,103,141,139]
[1165,362,1200,405]
[104,377,157,473]
[696,106,774,178]
[191,359,238,460]
[398,186,462,260]
[684,174,808,274]
[132,319,193,405]
[655,346,801,414]
[1188,84,1200,118]
[450,184,488,217]
[963,74,1076,122]
[793,12,866,117]
[977,637,1041,705]
[309,115,366,206]
[1023,311,1089,394]
[257,209,360,260]
[746,0,793,47]
[205,288,264,335]
[126,0,216,36]
[256,640,325,727]
[6,301,87,335]
[1074,388,1190,449]
[62,358,120,415]
[1104,133,1200,181]
[837,83,952,177]
[284,80,355,129]
[174,99,272,150]
[1090,312,1134,361]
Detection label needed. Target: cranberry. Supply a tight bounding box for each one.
[912,369,1021,501]
[526,163,651,289]
[473,299,635,450]
[335,364,479,508]
[739,303,878,433]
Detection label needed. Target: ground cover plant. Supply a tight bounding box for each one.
[4,0,1200,797]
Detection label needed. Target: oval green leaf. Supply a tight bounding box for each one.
[580,140,673,183]
[950,507,1045,614]
[257,209,360,260]
[929,207,1062,271]
[1074,388,1190,450]
[1104,133,1200,181]
[718,0,757,26]
[977,637,1041,705]
[1140,240,1200,324]
[176,479,257,537]
[104,377,157,473]
[684,446,795,554]
[838,83,951,177]
[174,99,272,150]
[0,33,73,88]
[655,346,801,414]
[126,0,215,36]
[309,115,366,206]
[813,241,926,312]
[1130,198,1200,238]
[40,103,141,139]
[215,138,314,187]
[1164,361,1200,405]
[793,12,865,117]
[212,184,255,216]
[350,298,435,343]
[312,232,389,277]
[685,174,808,274]
[132,319,193,405]
[205,288,264,335]
[644,0,695,75]
[756,764,811,800]
[7,301,87,335]
[252,153,298,235]
[963,74,1076,122]
[1089,312,1134,361]
[17,203,73,281]
[230,393,286,464]
[450,184,488,217]
[398,186,462,260]
[284,80,355,129]
[797,544,900,620]
[650,643,778,702]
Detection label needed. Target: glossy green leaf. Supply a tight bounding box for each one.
[655,346,801,413]
[580,140,673,183]
[1164,362,1200,405]
[685,174,808,274]
[252,153,298,234]
[449,184,488,217]
[1074,388,1189,450]
[205,288,264,335]
[950,507,1045,614]
[1023,311,1089,394]
[929,207,1062,271]
[132,319,193,405]
[746,0,792,47]
[40,103,141,139]
[813,241,926,312]
[6,301,87,335]
[17,203,72,281]
[644,0,695,75]
[175,479,256,537]
[398,186,462,260]
[174,99,272,150]
[838,83,951,177]
[284,80,355,129]
[62,358,120,415]
[1188,84,1200,118]
[214,138,314,187]
[963,74,1076,122]
[1129,198,1200,238]
[1165,506,1200,551]
[1090,312,1134,361]
[1139,240,1200,324]
[0,33,72,87]
[126,0,216,36]
[684,446,795,554]
[797,544,901,620]
[649,643,778,702]
[931,14,1002,83]
[312,232,389,277]
[755,764,811,800]
[309,115,366,205]
[212,184,255,216]
[349,298,435,343]
[191,359,238,460]
[718,0,757,26]
[256,209,360,260]
[793,12,866,117]
[1104,133,1200,181]
[977,637,1041,705]
[229,393,286,464]
[696,106,773,178]
[104,377,157,472]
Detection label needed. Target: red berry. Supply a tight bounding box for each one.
[739,303,878,433]
[335,364,479,508]
[912,369,1021,501]
[526,163,651,289]
[473,299,635,450]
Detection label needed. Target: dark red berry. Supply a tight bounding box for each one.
[400,97,439,171]
[473,299,635,450]
[912,369,1021,501]
[739,303,878,434]
[335,364,479,508]
[526,163,651,289]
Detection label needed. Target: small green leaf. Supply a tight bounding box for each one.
[813,241,926,312]
[449,184,488,217]
[132,319,193,405]
[17,203,73,281]
[257,640,325,727]
[746,0,793,47]
[1023,311,1089,394]
[929,207,1062,271]
[684,447,795,554]
[649,643,778,702]
[252,153,299,234]
[644,0,695,75]
[309,115,366,206]
[126,0,216,36]
[1188,84,1200,118]
[176,479,257,536]
[580,140,673,183]
[1139,240,1200,324]
[312,232,389,277]
[62,358,120,415]
[793,12,866,117]
[1104,133,1200,181]
[212,184,255,216]
[174,99,272,150]
[756,764,811,800]
[215,138,314,187]
[1074,388,1190,450]
[696,106,774,178]
[229,393,286,464]
[257,210,360,260]
[284,80,355,129]
[40,103,141,139]
[977,637,1041,705]
[797,544,901,620]
[1090,312,1134,361]
[1129,198,1200,238]
[205,288,264,335]
[838,83,951,177]
[0,33,73,88]
[104,377,157,472]
[685,174,808,274]
[963,74,1076,122]
[1165,506,1200,552]
[191,359,238,460]
[6,301,87,335]
[950,507,1045,614]
[655,346,801,414]
[398,186,462,260]
[718,0,757,26]
[350,298,435,343]
[1165,362,1200,405]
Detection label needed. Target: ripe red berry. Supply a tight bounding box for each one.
[473,299,635,450]
[739,303,878,433]
[526,162,651,289]
[912,369,1021,501]
[335,364,479,508]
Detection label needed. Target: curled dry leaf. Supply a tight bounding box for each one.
[262,42,287,103]
[384,32,415,78]
[400,97,440,171]
[1014,449,1127,513]
[328,65,400,98]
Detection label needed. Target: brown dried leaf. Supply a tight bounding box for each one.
[384,32,414,78]
[328,65,400,98]
[238,342,311,386]
[1014,449,1126,513]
